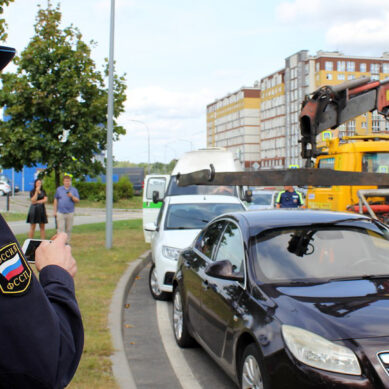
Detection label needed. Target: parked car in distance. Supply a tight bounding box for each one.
[173,209,389,388]
[248,189,277,210]
[0,176,11,196]
[0,174,19,194]
[144,194,246,300]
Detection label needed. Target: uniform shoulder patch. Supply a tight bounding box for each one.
[0,242,32,295]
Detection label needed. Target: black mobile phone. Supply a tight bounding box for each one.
[22,239,51,263]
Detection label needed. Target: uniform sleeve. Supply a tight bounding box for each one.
[297,191,304,206]
[39,265,84,388]
[276,191,283,204]
[0,265,84,389]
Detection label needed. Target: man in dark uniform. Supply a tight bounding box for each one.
[276,185,304,208]
[0,46,83,389]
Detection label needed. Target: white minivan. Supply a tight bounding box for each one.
[143,147,249,299]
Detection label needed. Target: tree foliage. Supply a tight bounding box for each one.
[0,2,127,186]
[0,0,14,41]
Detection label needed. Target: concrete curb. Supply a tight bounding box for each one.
[108,250,151,389]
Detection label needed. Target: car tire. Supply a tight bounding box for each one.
[172,285,195,348]
[0,190,4,196]
[148,263,169,301]
[239,343,269,389]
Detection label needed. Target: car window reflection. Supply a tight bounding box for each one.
[253,227,389,282]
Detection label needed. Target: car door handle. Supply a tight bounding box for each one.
[202,280,209,290]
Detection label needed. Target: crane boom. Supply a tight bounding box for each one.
[300,77,389,163]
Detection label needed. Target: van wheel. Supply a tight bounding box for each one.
[239,344,269,389]
[148,263,169,300]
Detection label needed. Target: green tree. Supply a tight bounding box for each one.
[0,0,15,41]
[0,2,127,187]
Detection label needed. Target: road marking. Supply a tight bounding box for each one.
[156,301,202,389]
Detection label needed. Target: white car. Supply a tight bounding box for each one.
[144,194,247,300]
[248,189,278,210]
[0,179,11,196]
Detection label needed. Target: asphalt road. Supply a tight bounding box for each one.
[123,263,238,389]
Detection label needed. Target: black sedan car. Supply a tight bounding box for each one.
[172,209,389,389]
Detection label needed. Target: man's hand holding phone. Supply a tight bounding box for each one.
[35,233,77,278]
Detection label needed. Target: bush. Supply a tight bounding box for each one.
[114,175,133,199]
[43,175,133,203]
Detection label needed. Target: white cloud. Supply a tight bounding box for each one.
[114,86,212,162]
[326,16,389,53]
[276,0,389,54]
[276,0,389,24]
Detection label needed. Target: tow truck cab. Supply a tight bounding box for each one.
[306,135,389,212]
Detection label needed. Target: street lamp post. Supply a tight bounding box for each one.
[130,119,150,174]
[105,0,115,249]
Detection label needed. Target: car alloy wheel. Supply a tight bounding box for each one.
[242,355,262,389]
[148,263,169,301]
[240,344,268,389]
[172,286,195,348]
[173,288,183,341]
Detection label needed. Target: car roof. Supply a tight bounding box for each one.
[166,194,245,205]
[216,209,375,235]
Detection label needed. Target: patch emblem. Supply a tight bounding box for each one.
[0,242,31,295]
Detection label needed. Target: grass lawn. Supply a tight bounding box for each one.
[16,218,150,389]
[2,212,27,222]
[78,196,143,210]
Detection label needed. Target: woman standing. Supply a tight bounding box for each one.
[26,179,48,239]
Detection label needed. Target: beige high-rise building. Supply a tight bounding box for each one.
[206,87,261,170]
[206,50,389,171]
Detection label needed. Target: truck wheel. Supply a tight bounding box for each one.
[148,263,169,301]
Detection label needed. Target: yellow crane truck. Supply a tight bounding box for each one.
[299,77,389,219]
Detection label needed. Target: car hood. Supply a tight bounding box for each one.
[161,229,201,250]
[265,278,389,341]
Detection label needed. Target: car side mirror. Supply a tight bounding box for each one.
[205,260,244,282]
[152,190,160,203]
[244,189,252,203]
[144,222,157,232]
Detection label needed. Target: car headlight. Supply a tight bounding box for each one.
[162,245,181,260]
[282,325,361,376]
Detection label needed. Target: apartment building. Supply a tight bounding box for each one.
[260,69,285,169]
[206,50,389,170]
[206,87,261,170]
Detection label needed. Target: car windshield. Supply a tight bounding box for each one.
[252,226,389,283]
[165,203,244,230]
[252,193,273,205]
[166,176,237,197]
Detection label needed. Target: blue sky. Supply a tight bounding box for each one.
[3,0,389,163]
